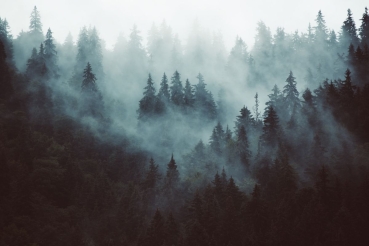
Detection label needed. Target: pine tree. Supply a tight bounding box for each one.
[183,79,195,109]
[138,73,157,119]
[164,212,179,246]
[143,158,161,190]
[44,28,58,77]
[261,106,279,149]
[81,62,97,92]
[283,71,300,115]
[146,209,165,246]
[340,9,359,49]
[0,40,13,99]
[29,6,42,34]
[359,7,369,45]
[194,73,217,119]
[170,71,184,106]
[314,10,328,44]
[265,84,283,115]
[236,125,251,170]
[234,106,255,132]
[0,18,13,63]
[165,154,179,189]
[158,73,170,103]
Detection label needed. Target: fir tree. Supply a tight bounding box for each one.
[0,40,13,99]
[314,10,328,43]
[158,73,170,103]
[81,62,97,92]
[170,71,184,106]
[194,73,217,119]
[283,71,300,115]
[340,9,359,48]
[29,6,42,34]
[261,105,279,149]
[0,18,13,63]
[146,209,165,246]
[165,154,179,189]
[359,7,369,45]
[183,79,195,109]
[236,125,251,170]
[235,106,255,132]
[44,28,58,77]
[138,73,157,119]
[143,157,161,190]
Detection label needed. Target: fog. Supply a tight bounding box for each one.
[1,0,367,49]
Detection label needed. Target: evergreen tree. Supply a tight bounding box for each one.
[0,18,13,63]
[236,125,251,170]
[261,106,280,149]
[29,6,42,34]
[183,79,195,109]
[283,71,300,115]
[265,84,283,115]
[0,40,13,99]
[170,70,184,106]
[145,209,165,246]
[157,73,170,103]
[359,7,369,45]
[44,28,58,77]
[143,158,161,190]
[340,9,360,49]
[81,62,98,92]
[165,154,179,189]
[138,73,157,119]
[234,106,255,132]
[314,10,328,44]
[194,73,217,119]
[164,212,179,246]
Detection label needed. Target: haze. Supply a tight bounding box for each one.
[1,0,367,49]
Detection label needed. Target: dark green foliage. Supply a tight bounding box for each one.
[194,73,217,120]
[138,74,157,119]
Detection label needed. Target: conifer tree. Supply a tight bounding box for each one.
[44,28,58,77]
[283,71,300,115]
[29,6,42,34]
[165,154,179,188]
[236,125,251,170]
[157,73,170,103]
[138,73,157,119]
[0,40,13,99]
[359,7,369,45]
[81,62,98,92]
[0,18,13,62]
[314,10,328,44]
[146,209,165,246]
[183,79,194,108]
[235,106,255,132]
[261,105,279,149]
[170,71,184,106]
[194,73,217,119]
[143,158,161,190]
[340,9,359,49]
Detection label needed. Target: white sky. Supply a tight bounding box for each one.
[0,0,367,50]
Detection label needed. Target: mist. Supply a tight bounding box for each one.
[1,2,369,245]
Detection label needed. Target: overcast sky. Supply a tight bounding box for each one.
[0,0,367,50]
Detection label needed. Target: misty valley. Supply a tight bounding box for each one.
[1,5,369,246]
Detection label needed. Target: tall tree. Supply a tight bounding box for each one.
[236,125,251,170]
[0,18,13,63]
[165,154,179,189]
[29,6,42,35]
[183,79,195,109]
[194,73,217,119]
[340,9,359,49]
[283,71,300,116]
[261,105,280,149]
[0,40,13,99]
[81,62,98,92]
[138,73,157,119]
[170,71,184,106]
[157,73,170,103]
[234,106,255,132]
[314,10,328,44]
[359,7,369,45]
[44,28,58,78]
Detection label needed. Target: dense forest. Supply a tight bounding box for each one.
[1,5,369,246]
